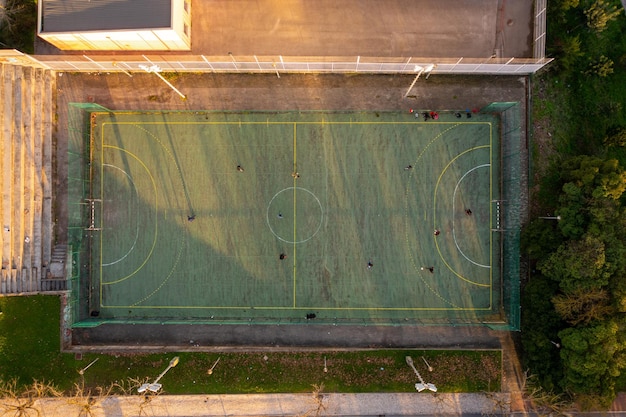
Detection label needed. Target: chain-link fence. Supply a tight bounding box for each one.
[67,104,523,330]
[67,102,111,325]
[482,102,522,331]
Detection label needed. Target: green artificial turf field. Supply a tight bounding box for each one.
[81,111,502,325]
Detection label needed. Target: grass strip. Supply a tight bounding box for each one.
[0,296,500,394]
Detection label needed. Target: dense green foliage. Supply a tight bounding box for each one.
[0,296,500,395]
[0,0,37,53]
[522,0,626,409]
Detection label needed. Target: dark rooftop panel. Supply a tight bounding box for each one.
[42,0,172,33]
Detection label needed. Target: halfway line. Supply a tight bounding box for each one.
[293,123,297,307]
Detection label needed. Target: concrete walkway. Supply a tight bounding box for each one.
[30,392,510,417]
[24,391,626,416]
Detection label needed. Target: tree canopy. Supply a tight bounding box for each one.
[559,319,626,403]
[524,153,626,406]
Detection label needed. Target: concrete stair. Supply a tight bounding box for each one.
[0,63,58,294]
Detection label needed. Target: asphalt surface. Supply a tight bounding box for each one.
[72,323,504,350]
[36,0,535,59]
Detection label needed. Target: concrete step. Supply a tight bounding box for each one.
[41,278,66,292]
[19,267,33,293]
[51,243,67,259]
[0,268,18,293]
[32,67,44,274]
[0,63,56,294]
[48,244,68,280]
[1,64,13,271]
[41,69,53,268]
[0,62,56,294]
[0,65,4,271]
[22,66,34,278]
[11,64,23,271]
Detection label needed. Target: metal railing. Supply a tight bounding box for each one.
[26,54,551,75]
[533,0,548,60]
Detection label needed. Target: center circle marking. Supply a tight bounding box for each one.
[266,187,323,244]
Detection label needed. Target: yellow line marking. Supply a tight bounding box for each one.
[103,304,492,311]
[293,123,297,307]
[404,124,465,309]
[433,145,491,287]
[93,116,496,313]
[96,120,490,126]
[98,122,189,309]
[489,122,493,307]
[131,230,186,307]
[99,123,104,305]
[100,145,159,286]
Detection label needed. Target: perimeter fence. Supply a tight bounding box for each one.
[482,102,522,331]
[66,102,111,326]
[32,54,551,75]
[66,104,523,331]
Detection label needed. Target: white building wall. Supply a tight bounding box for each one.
[37,0,191,51]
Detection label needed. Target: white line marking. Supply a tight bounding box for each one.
[101,164,139,267]
[266,187,324,244]
[452,164,491,268]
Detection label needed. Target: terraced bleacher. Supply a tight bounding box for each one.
[0,62,64,294]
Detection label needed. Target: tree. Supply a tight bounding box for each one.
[584,0,623,32]
[608,257,626,312]
[538,235,609,293]
[557,182,587,239]
[0,379,61,417]
[523,373,572,416]
[559,319,626,405]
[557,35,585,71]
[603,126,626,147]
[552,288,614,325]
[521,278,564,391]
[585,201,626,285]
[297,384,328,417]
[585,55,614,78]
[558,0,581,11]
[560,156,626,201]
[0,0,37,53]
[67,379,116,417]
[521,218,565,260]
[596,159,626,199]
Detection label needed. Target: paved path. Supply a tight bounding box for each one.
[28,390,626,416]
[32,392,510,416]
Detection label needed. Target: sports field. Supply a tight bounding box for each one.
[86,111,502,324]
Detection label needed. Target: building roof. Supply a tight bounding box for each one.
[190,0,533,59]
[36,0,539,61]
[41,0,172,33]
